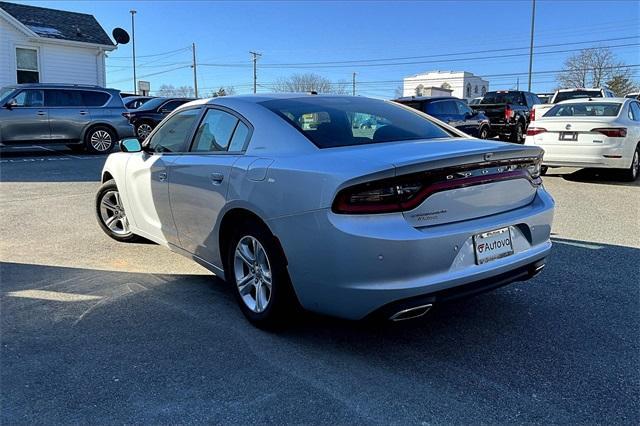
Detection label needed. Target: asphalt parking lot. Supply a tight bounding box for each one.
[1,145,639,424]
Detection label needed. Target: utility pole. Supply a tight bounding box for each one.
[130,9,137,95]
[352,72,356,96]
[527,0,536,91]
[250,51,261,94]
[517,76,520,90]
[192,42,198,98]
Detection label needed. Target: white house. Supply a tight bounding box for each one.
[403,71,489,100]
[0,1,116,88]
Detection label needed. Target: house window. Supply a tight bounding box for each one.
[481,86,487,95]
[474,85,479,94]
[16,48,39,83]
[466,83,472,98]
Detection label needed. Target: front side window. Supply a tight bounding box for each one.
[191,109,240,152]
[546,103,621,117]
[261,96,452,149]
[45,90,83,107]
[146,108,200,153]
[0,87,16,104]
[456,101,473,116]
[16,48,39,83]
[12,90,44,107]
[160,100,187,113]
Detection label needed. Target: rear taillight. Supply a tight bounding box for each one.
[332,159,542,214]
[505,105,514,121]
[530,106,536,122]
[526,127,547,136]
[591,127,627,137]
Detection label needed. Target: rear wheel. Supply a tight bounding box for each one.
[135,121,154,140]
[95,179,140,243]
[511,122,525,144]
[85,126,116,154]
[225,220,297,328]
[621,146,639,182]
[478,125,489,140]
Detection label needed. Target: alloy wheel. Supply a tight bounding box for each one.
[137,123,153,140]
[99,190,131,236]
[233,236,272,313]
[90,130,113,152]
[633,150,639,180]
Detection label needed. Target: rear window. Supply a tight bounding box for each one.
[480,92,524,105]
[546,103,621,117]
[554,90,602,103]
[260,97,453,148]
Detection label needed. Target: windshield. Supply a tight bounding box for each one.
[554,90,601,103]
[0,87,16,104]
[546,103,621,117]
[260,97,454,148]
[480,92,524,105]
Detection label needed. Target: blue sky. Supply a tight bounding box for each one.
[18,0,640,97]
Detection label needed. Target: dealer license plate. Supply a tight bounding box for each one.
[559,132,578,141]
[473,227,514,265]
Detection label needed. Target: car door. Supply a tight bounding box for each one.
[168,107,252,262]
[124,107,202,245]
[46,89,89,142]
[0,89,49,143]
[455,100,480,136]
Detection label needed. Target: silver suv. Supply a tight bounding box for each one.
[0,84,135,153]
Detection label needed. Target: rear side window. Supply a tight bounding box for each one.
[546,103,621,117]
[45,90,83,107]
[554,90,602,103]
[81,91,110,107]
[261,96,452,149]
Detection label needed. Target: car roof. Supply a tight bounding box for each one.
[3,83,118,91]
[555,88,605,92]
[392,96,458,102]
[554,97,627,104]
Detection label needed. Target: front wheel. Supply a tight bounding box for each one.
[95,179,140,242]
[621,146,639,182]
[225,220,298,328]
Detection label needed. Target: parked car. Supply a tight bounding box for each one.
[470,90,541,143]
[469,97,483,105]
[625,92,640,100]
[0,83,134,153]
[532,87,616,119]
[122,95,155,109]
[525,97,640,181]
[123,97,195,140]
[393,96,491,139]
[96,94,554,327]
[536,92,554,104]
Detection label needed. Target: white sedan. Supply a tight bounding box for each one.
[525,98,640,181]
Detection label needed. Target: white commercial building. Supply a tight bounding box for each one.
[403,71,489,100]
[0,1,116,88]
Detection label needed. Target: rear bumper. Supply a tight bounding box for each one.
[268,187,554,320]
[527,138,632,169]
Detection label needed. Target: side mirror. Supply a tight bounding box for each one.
[119,138,142,153]
[4,99,17,110]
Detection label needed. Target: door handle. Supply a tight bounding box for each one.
[79,110,88,115]
[37,111,46,116]
[210,173,224,185]
[158,172,167,182]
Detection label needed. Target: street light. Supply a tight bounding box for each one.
[130,9,137,95]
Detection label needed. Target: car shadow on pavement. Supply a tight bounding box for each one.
[548,167,639,187]
[1,237,638,423]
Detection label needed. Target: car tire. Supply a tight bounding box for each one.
[225,220,298,328]
[135,121,154,141]
[479,126,489,140]
[95,179,141,243]
[511,122,525,144]
[85,125,116,154]
[621,145,640,182]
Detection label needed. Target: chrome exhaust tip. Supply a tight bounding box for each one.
[529,262,545,278]
[389,304,433,321]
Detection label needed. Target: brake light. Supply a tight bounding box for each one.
[332,159,542,214]
[526,127,547,136]
[591,127,627,137]
[530,106,536,122]
[505,105,514,120]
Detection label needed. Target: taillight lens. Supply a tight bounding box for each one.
[505,105,514,120]
[591,127,627,137]
[526,127,547,136]
[530,106,536,122]
[333,179,423,214]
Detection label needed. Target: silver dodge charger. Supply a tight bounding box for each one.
[96,94,554,327]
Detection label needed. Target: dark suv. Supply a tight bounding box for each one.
[393,96,491,139]
[124,97,195,140]
[0,83,134,153]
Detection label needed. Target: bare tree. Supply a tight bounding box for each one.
[606,74,639,97]
[209,86,237,97]
[394,85,404,98]
[557,47,632,88]
[272,73,347,94]
[156,84,194,97]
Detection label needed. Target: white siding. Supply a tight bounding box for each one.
[1,14,106,87]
